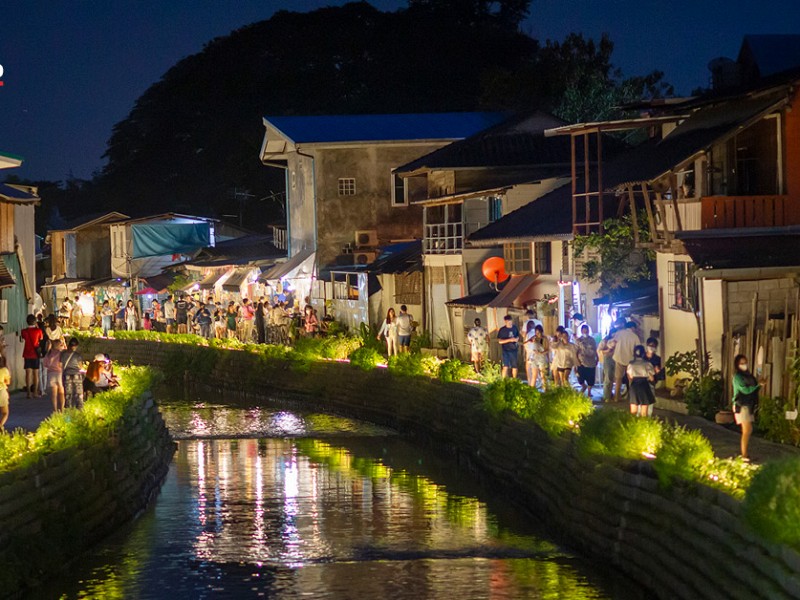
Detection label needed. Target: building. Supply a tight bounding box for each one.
[393,112,582,350]
[258,112,506,307]
[546,35,800,396]
[0,152,39,383]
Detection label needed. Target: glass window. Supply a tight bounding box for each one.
[391,173,408,206]
[489,197,502,222]
[504,243,531,274]
[668,261,696,311]
[534,242,552,274]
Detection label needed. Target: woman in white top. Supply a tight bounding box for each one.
[524,323,549,390]
[377,308,399,357]
[627,345,656,417]
[550,329,578,387]
[45,314,64,350]
[125,300,139,331]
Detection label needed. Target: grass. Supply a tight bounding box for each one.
[744,458,800,545]
[578,409,663,460]
[533,387,594,438]
[0,366,159,474]
[348,347,385,371]
[653,426,715,486]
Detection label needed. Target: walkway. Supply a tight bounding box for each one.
[4,391,54,432]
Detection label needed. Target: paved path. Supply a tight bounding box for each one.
[4,391,55,432]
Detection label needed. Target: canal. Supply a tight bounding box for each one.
[41,398,644,599]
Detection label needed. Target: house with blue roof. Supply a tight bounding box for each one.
[259,112,505,310]
[0,153,40,385]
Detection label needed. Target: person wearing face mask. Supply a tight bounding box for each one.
[732,354,761,460]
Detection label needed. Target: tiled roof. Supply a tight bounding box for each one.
[264,112,507,144]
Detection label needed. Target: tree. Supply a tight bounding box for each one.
[572,213,655,294]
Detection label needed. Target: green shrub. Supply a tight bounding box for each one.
[653,426,715,485]
[420,355,442,377]
[578,409,662,459]
[757,397,800,446]
[744,458,800,545]
[475,361,503,384]
[410,330,432,353]
[358,322,385,353]
[483,378,539,418]
[684,370,724,420]
[438,359,474,383]
[349,346,384,371]
[702,457,758,499]
[533,387,593,437]
[388,353,426,377]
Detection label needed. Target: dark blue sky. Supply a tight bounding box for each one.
[1,0,798,181]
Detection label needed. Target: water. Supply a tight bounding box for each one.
[40,401,642,599]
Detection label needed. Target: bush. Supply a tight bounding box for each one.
[653,426,715,486]
[702,457,758,499]
[684,371,724,420]
[483,378,539,418]
[533,387,593,438]
[387,353,426,378]
[348,347,384,371]
[438,359,475,383]
[476,361,503,384]
[744,458,800,545]
[757,397,800,446]
[578,409,662,459]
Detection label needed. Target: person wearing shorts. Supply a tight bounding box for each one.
[467,318,489,373]
[20,314,43,398]
[164,295,176,333]
[175,294,189,334]
[43,339,65,412]
[0,356,10,430]
[575,325,598,398]
[732,354,761,460]
[395,305,413,352]
[497,315,520,378]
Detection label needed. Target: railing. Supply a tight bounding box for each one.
[701,195,794,229]
[272,226,287,251]
[659,198,702,233]
[423,222,488,254]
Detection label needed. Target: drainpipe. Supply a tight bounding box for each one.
[696,274,708,374]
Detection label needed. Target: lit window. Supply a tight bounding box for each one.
[338,178,356,196]
[504,243,531,274]
[668,261,696,311]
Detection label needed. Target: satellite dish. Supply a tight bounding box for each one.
[482,257,510,290]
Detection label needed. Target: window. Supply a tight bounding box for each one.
[504,243,531,274]
[710,115,780,196]
[534,242,552,274]
[338,178,356,196]
[668,261,696,311]
[489,197,502,222]
[391,172,408,206]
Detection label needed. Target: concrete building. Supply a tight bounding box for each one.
[258,112,505,307]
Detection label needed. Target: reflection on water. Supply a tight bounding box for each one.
[43,407,639,599]
[160,402,395,439]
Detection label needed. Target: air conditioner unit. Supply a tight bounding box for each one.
[353,251,377,266]
[354,230,378,248]
[0,299,7,324]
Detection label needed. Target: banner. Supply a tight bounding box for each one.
[131,222,210,258]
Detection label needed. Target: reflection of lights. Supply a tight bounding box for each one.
[271,411,306,436]
[281,450,303,567]
[197,441,207,527]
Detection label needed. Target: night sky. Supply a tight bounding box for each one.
[1,0,798,182]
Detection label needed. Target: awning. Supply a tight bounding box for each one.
[196,271,225,290]
[488,274,540,308]
[141,272,177,293]
[446,292,498,308]
[679,226,800,273]
[222,268,251,292]
[41,277,89,288]
[261,249,315,281]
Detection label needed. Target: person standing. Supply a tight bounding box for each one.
[20,315,44,398]
[255,300,267,344]
[70,296,83,330]
[43,339,65,413]
[627,345,656,417]
[152,300,165,333]
[0,356,10,430]
[302,304,319,338]
[114,301,126,332]
[100,300,114,337]
[226,302,239,339]
[522,309,543,335]
[575,325,598,398]
[194,302,212,338]
[645,337,665,388]
[551,329,579,387]
[395,305,414,353]
[240,298,256,342]
[525,324,549,390]
[164,295,176,333]
[61,337,85,409]
[732,354,761,460]
[378,308,399,358]
[497,314,520,379]
[611,320,640,403]
[45,314,64,350]
[467,318,489,373]
[125,299,139,331]
[175,294,189,334]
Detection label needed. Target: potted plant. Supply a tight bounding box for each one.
[666,351,728,422]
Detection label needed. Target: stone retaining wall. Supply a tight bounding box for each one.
[0,390,175,597]
[83,338,800,600]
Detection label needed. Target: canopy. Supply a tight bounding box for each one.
[131,222,211,259]
[261,249,315,281]
[222,268,251,292]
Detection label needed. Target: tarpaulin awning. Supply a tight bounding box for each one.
[131,222,211,258]
[222,268,251,291]
[261,249,315,281]
[195,271,225,290]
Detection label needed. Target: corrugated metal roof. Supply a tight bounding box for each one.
[679,226,800,271]
[264,112,507,145]
[467,184,573,245]
[0,254,16,288]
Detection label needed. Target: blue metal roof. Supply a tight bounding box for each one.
[264,112,507,144]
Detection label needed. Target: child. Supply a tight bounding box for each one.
[143,312,153,331]
[0,356,10,430]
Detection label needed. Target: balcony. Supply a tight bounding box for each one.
[659,198,702,233]
[423,222,487,254]
[700,195,794,229]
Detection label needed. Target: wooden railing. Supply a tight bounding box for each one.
[701,195,794,229]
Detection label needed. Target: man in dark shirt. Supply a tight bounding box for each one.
[175,294,189,334]
[497,314,521,379]
[646,337,665,385]
[193,302,212,339]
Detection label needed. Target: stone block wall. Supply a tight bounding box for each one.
[80,338,800,600]
[727,277,799,330]
[0,392,175,596]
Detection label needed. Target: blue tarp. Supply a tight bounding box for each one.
[131,222,211,258]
